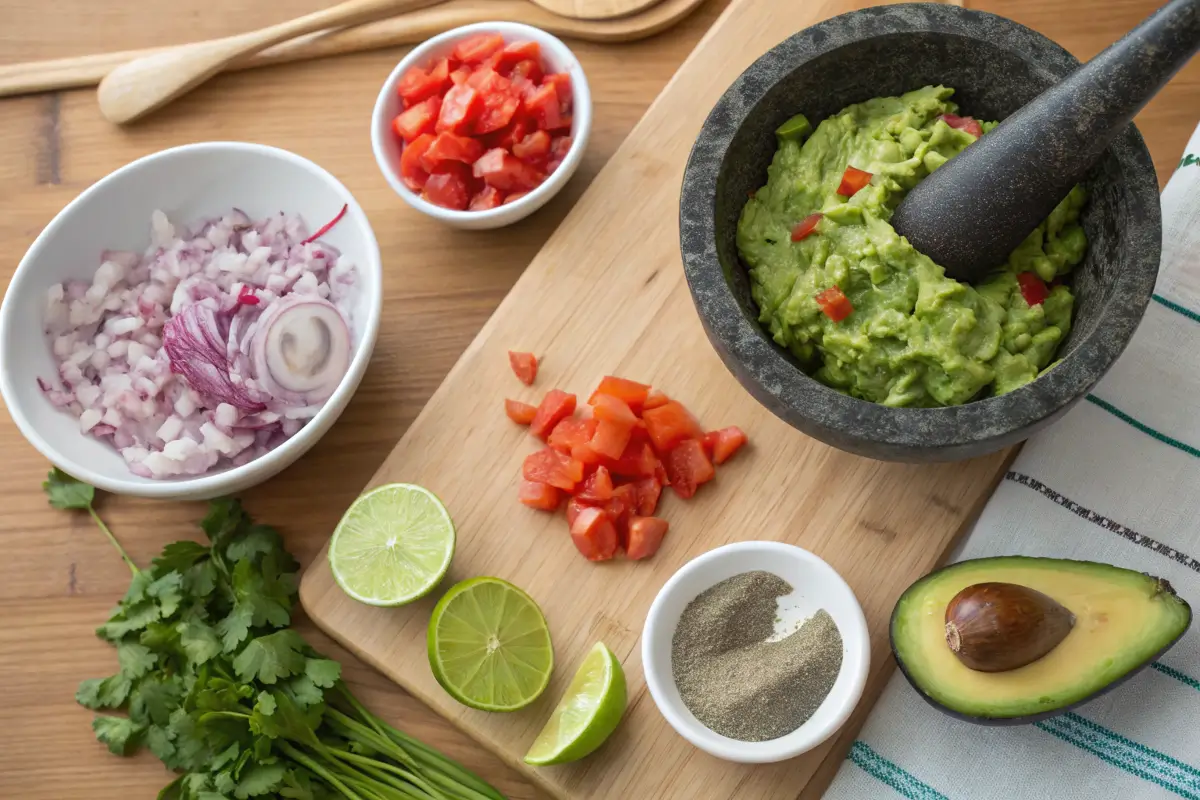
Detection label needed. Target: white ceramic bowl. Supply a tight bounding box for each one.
[0,142,382,501]
[642,541,870,763]
[371,22,592,230]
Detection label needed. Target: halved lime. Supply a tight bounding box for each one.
[524,642,626,765]
[328,483,455,607]
[428,577,553,712]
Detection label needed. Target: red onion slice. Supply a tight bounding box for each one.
[251,295,351,407]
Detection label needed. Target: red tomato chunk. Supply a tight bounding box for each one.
[815,287,853,322]
[1017,272,1049,306]
[505,398,537,425]
[423,165,473,211]
[474,148,544,192]
[837,166,872,197]
[392,97,440,143]
[508,351,538,385]
[643,401,703,453]
[589,376,650,413]
[530,390,577,440]
[576,466,614,503]
[709,426,747,465]
[523,447,584,491]
[453,33,505,64]
[664,439,715,500]
[518,480,560,511]
[792,213,823,242]
[626,516,669,560]
[570,507,619,562]
[940,113,984,138]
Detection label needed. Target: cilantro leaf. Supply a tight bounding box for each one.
[250,690,321,748]
[233,630,307,685]
[92,716,144,755]
[185,559,219,598]
[145,723,175,762]
[165,708,209,772]
[130,675,183,726]
[139,621,181,653]
[235,763,287,799]
[282,675,323,708]
[180,617,223,664]
[147,572,185,618]
[43,468,94,509]
[117,642,157,678]
[77,674,133,710]
[216,603,254,652]
[225,524,283,564]
[304,659,341,689]
[201,498,248,547]
[96,601,161,641]
[151,540,208,575]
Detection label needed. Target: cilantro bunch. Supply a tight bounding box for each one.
[47,470,505,800]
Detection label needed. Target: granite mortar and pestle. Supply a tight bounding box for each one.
[679,2,1189,462]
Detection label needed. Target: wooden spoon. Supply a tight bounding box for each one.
[1,0,707,100]
[534,0,662,20]
[98,0,445,124]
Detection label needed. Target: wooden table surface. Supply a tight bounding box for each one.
[0,1,1196,797]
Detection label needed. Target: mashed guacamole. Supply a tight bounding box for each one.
[737,85,1087,407]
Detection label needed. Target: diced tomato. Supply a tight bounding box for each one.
[570,507,618,561]
[837,166,873,196]
[525,83,566,130]
[469,186,505,210]
[420,132,484,172]
[565,496,590,527]
[543,73,573,113]
[709,426,747,464]
[450,66,472,85]
[473,148,544,192]
[530,389,577,440]
[505,398,537,424]
[503,191,530,205]
[550,135,572,160]
[523,447,584,491]
[518,480,560,511]
[510,59,544,84]
[606,484,637,547]
[815,286,853,322]
[512,130,552,164]
[792,213,823,242]
[588,376,650,413]
[436,85,483,134]
[475,92,522,135]
[642,400,703,453]
[626,516,669,560]
[663,439,715,499]
[701,430,719,460]
[654,458,670,487]
[453,33,505,64]
[422,163,473,211]
[484,118,529,150]
[508,351,538,385]
[940,113,984,138]
[643,388,669,410]
[397,59,452,106]
[492,40,541,72]
[591,394,638,426]
[609,441,658,479]
[633,477,663,516]
[399,133,436,191]
[576,465,614,503]
[1017,271,1048,306]
[391,97,440,143]
[590,419,633,461]
[466,66,511,92]
[548,416,596,453]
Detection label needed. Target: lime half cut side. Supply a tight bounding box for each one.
[328,483,456,607]
[428,577,554,712]
[524,641,626,765]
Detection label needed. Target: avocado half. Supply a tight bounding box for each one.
[891,556,1192,724]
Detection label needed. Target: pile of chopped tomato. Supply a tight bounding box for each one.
[507,374,747,562]
[391,34,574,211]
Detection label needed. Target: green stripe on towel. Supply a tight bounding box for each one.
[1035,713,1200,800]
[1153,293,1200,324]
[847,741,949,800]
[1085,395,1200,459]
[1152,662,1200,692]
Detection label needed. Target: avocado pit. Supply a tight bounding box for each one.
[945,582,1075,672]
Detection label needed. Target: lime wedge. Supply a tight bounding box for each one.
[428,577,554,712]
[328,483,455,607]
[524,642,626,765]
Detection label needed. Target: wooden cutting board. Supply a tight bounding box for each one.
[298,0,1011,796]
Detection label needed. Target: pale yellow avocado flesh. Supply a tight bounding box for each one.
[891,557,1191,719]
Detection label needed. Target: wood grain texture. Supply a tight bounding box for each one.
[0,0,1196,799]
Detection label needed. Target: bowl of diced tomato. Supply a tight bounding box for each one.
[372,22,591,229]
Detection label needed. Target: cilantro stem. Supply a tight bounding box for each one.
[328,748,444,800]
[89,507,140,576]
[279,741,370,800]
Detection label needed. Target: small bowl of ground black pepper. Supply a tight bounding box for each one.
[641,541,870,762]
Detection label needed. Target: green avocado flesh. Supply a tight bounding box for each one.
[737,86,1089,407]
[891,557,1192,720]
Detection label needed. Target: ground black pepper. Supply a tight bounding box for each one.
[671,570,843,741]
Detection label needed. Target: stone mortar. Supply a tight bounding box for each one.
[678,2,1162,462]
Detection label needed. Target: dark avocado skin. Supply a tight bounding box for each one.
[889,557,1193,726]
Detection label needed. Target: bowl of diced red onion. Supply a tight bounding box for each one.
[371,22,591,229]
[0,141,382,499]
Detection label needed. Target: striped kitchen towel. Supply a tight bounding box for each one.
[825,124,1200,800]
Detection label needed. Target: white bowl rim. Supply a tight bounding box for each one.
[641,540,871,763]
[370,20,592,223]
[0,141,382,499]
